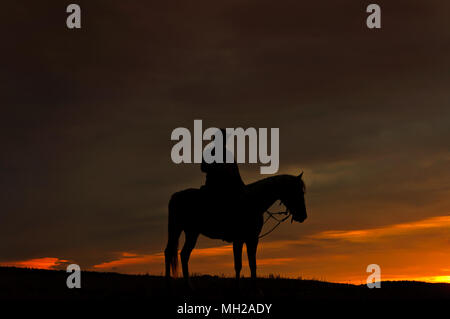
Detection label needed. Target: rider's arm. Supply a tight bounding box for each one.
[201,158,207,172]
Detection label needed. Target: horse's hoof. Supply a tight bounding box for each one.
[165,278,174,295]
[255,288,264,297]
[233,282,242,296]
[250,283,264,297]
[249,287,263,297]
[184,282,195,295]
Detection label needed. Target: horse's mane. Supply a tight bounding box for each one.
[246,174,305,193]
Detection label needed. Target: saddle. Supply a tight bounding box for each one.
[199,185,246,242]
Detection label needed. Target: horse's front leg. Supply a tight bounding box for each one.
[246,237,263,295]
[180,231,199,290]
[233,240,244,287]
[246,238,258,280]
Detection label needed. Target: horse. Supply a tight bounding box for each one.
[164,172,307,288]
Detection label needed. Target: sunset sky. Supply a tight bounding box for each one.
[1,1,449,284]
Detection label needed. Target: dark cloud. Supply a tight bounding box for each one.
[1,1,449,277]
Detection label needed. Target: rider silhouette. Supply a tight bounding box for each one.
[201,128,244,198]
[200,129,246,242]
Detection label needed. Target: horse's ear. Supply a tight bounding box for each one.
[298,171,304,179]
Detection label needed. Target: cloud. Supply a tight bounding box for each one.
[0,257,69,270]
[309,215,450,242]
[1,1,449,285]
[93,253,163,271]
[92,245,234,272]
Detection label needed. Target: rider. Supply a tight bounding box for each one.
[201,128,245,201]
[201,128,245,242]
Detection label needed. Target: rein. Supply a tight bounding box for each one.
[258,202,291,239]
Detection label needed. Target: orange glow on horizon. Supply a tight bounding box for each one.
[90,214,450,284]
[0,257,68,270]
[378,275,450,284]
[87,216,450,284]
[309,215,450,242]
[2,215,448,285]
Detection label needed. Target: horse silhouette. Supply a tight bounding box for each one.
[164,172,307,288]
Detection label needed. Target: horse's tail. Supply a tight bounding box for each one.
[165,193,182,278]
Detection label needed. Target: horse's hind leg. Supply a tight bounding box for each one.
[164,223,182,278]
[180,231,199,288]
[233,240,244,284]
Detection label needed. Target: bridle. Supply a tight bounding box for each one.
[258,200,292,239]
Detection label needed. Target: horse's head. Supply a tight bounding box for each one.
[281,172,307,223]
